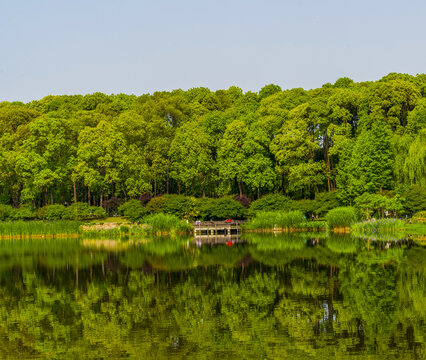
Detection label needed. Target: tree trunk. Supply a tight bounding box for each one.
[44,187,48,206]
[50,188,54,205]
[258,187,261,199]
[73,182,77,203]
[88,187,91,206]
[100,189,103,208]
[238,181,242,197]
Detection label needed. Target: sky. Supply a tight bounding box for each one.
[1,0,425,102]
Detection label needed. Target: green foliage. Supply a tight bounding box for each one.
[118,200,148,222]
[162,195,197,219]
[412,211,426,221]
[401,185,426,213]
[337,120,393,203]
[245,210,305,230]
[314,191,341,216]
[351,218,405,234]
[0,74,425,214]
[0,204,14,221]
[12,204,37,220]
[143,213,192,233]
[145,196,167,214]
[43,204,67,220]
[326,207,358,228]
[0,220,81,237]
[62,202,106,220]
[195,196,246,220]
[248,194,291,214]
[354,192,404,219]
[119,225,130,233]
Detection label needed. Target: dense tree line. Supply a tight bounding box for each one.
[0,73,425,210]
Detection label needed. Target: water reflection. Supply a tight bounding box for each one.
[0,234,424,359]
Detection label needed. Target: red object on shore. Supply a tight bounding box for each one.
[227,241,233,247]
[226,219,232,223]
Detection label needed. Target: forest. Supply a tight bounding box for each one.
[0,73,425,213]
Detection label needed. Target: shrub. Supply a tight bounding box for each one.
[118,200,148,222]
[401,185,426,214]
[248,194,291,214]
[290,199,316,217]
[102,196,121,216]
[195,196,246,220]
[412,210,426,222]
[326,207,358,228]
[139,192,152,206]
[120,225,130,233]
[162,195,197,219]
[234,195,251,208]
[314,191,341,216]
[13,204,37,220]
[63,202,106,220]
[195,197,215,220]
[0,204,14,221]
[146,196,167,214]
[90,206,107,219]
[41,205,67,220]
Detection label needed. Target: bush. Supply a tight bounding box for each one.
[195,196,246,220]
[118,200,148,222]
[0,204,14,221]
[146,196,167,214]
[13,204,37,220]
[63,202,106,220]
[162,195,197,219]
[248,194,291,214]
[120,225,130,233]
[40,205,66,220]
[102,196,121,216]
[412,210,426,221]
[326,207,358,228]
[314,191,341,216]
[234,195,251,208]
[402,185,426,214]
[290,199,316,217]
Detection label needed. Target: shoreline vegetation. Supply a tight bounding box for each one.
[0,208,425,239]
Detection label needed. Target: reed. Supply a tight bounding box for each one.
[0,221,81,238]
[351,218,405,234]
[325,207,358,229]
[244,210,305,230]
[143,213,193,234]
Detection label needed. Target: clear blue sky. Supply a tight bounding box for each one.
[1,0,425,102]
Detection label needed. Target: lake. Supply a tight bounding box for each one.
[0,233,424,359]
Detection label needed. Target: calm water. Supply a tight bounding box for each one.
[0,233,424,359]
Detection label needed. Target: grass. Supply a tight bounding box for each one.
[404,223,426,236]
[143,213,193,234]
[0,220,81,238]
[244,211,305,230]
[351,218,405,235]
[88,216,130,224]
[325,207,358,229]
